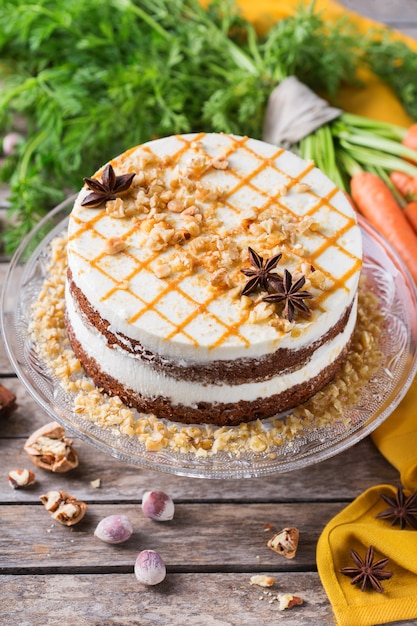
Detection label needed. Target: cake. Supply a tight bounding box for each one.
[65,132,362,427]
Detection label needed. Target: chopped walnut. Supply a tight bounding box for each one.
[40,490,87,526]
[167,199,184,213]
[153,262,172,279]
[184,220,200,237]
[259,218,278,235]
[292,182,311,193]
[24,422,79,473]
[277,183,289,196]
[210,268,234,289]
[250,575,275,588]
[106,197,128,218]
[194,185,220,202]
[269,317,294,333]
[187,235,215,255]
[8,468,36,489]
[138,151,159,168]
[171,229,191,245]
[248,302,275,324]
[181,205,199,217]
[277,594,303,610]
[104,237,127,255]
[239,294,253,309]
[211,155,229,170]
[267,527,299,559]
[309,269,327,290]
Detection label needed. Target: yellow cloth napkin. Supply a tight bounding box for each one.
[232,1,417,624]
[317,485,417,626]
[372,377,417,493]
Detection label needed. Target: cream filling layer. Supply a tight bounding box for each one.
[66,287,357,407]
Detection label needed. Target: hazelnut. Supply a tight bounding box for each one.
[134,550,166,585]
[7,468,36,489]
[141,490,175,521]
[94,514,133,544]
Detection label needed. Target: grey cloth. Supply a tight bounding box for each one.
[262,76,342,148]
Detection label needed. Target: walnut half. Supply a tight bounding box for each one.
[40,490,87,526]
[24,422,79,473]
[267,527,299,559]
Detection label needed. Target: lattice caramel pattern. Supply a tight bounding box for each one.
[67,133,362,349]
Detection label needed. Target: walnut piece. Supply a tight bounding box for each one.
[40,490,87,526]
[24,422,79,473]
[277,594,303,610]
[104,237,127,255]
[267,527,299,559]
[211,155,229,170]
[8,468,36,489]
[249,575,275,588]
[292,182,311,193]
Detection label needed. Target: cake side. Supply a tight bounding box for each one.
[67,268,355,384]
[65,291,357,426]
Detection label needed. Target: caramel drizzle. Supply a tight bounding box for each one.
[68,133,362,349]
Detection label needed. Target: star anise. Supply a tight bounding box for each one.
[81,163,135,208]
[263,269,313,322]
[376,484,417,529]
[340,545,393,593]
[240,247,282,296]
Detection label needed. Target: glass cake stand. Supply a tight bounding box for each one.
[2,197,417,479]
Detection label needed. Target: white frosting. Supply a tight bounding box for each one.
[67,133,362,364]
[66,286,357,406]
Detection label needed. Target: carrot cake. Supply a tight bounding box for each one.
[65,132,362,426]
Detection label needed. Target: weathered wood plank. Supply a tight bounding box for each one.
[0,431,398,503]
[338,0,417,39]
[0,502,342,573]
[2,571,414,626]
[0,572,334,626]
[340,0,417,25]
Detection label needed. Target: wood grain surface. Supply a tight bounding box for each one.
[1,2,417,625]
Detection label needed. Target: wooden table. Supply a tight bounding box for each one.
[1,2,417,624]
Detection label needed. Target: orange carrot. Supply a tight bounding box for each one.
[402,124,417,164]
[350,171,417,285]
[404,202,417,236]
[389,170,417,201]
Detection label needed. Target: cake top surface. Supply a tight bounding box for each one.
[67,132,362,360]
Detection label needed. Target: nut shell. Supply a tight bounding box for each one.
[40,490,87,526]
[267,527,299,559]
[24,421,78,472]
[7,468,36,489]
